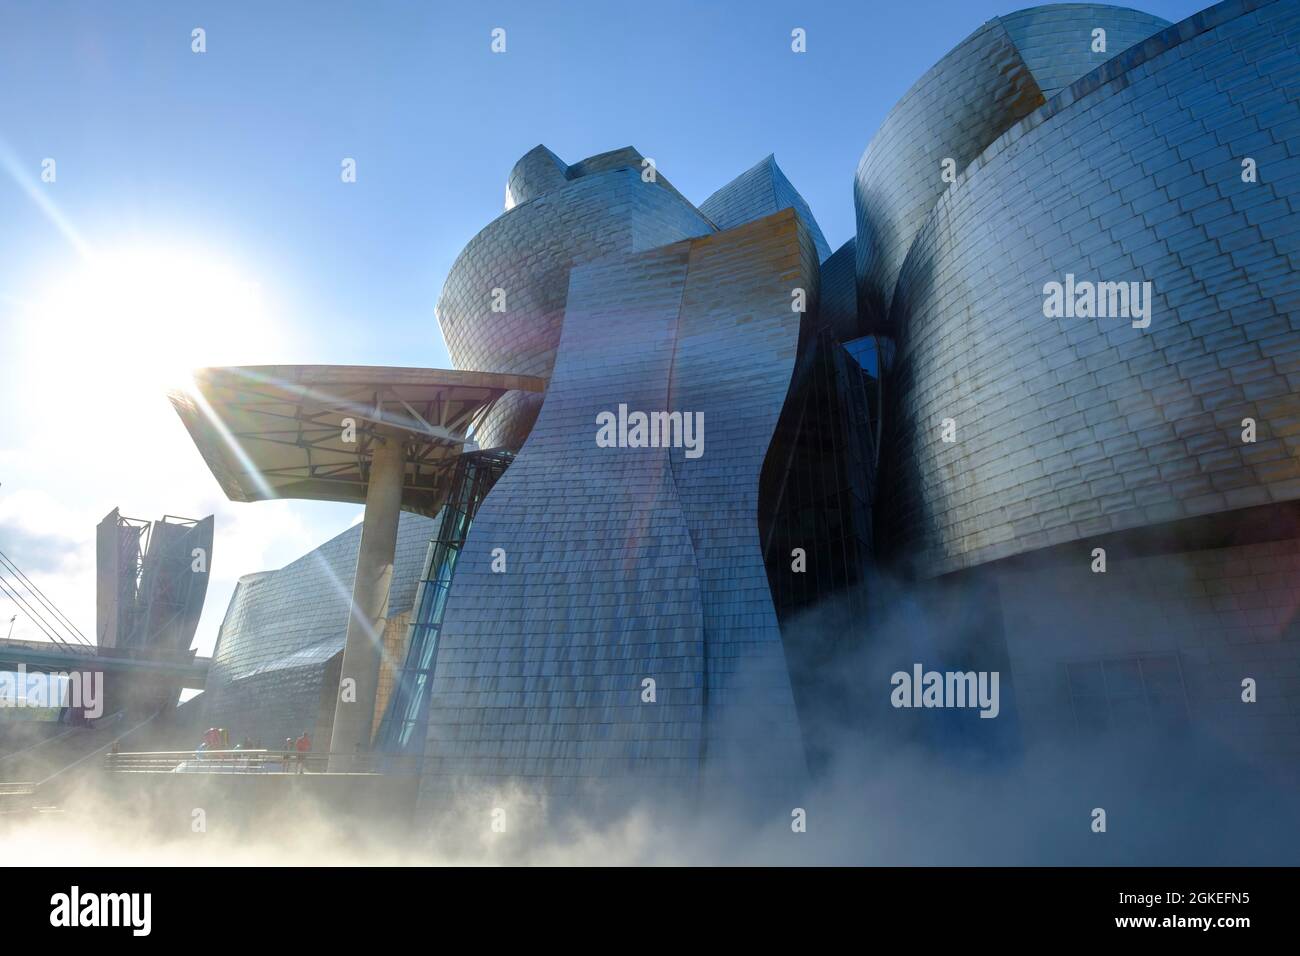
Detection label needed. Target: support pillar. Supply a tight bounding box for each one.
[328,433,405,771]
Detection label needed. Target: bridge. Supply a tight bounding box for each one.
[0,638,210,689]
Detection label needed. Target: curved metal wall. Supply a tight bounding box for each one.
[853,4,1169,331]
[503,145,569,211]
[437,155,713,451]
[504,144,695,212]
[668,211,819,785]
[201,512,437,746]
[419,210,814,802]
[884,0,1300,576]
[999,4,1172,97]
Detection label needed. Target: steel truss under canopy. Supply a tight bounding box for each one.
[169,365,545,516]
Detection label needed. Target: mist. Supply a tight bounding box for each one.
[6,568,1299,867]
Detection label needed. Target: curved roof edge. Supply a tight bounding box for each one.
[504,143,698,215]
[853,4,1170,332]
[952,0,1270,199]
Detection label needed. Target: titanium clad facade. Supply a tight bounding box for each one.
[186,0,1300,794]
[877,0,1300,764]
[200,512,438,747]
[438,149,713,451]
[818,238,859,342]
[669,211,818,785]
[700,155,834,262]
[503,145,569,210]
[418,210,814,803]
[853,4,1169,329]
[884,0,1300,576]
[998,4,1173,97]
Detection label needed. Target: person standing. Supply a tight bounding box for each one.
[295,730,311,773]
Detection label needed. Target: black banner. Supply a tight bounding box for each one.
[8,867,1287,940]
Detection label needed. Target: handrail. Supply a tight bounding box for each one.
[32,711,146,792]
[0,724,80,764]
[104,749,421,775]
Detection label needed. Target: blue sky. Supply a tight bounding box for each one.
[0,0,1204,656]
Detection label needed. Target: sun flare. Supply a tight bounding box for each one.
[18,245,279,407]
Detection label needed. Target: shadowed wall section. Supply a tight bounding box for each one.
[419,210,813,805]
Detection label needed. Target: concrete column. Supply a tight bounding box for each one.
[328,433,405,771]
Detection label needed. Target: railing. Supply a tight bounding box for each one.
[0,724,80,765]
[0,781,36,796]
[104,749,421,776]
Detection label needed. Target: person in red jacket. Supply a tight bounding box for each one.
[294,730,311,773]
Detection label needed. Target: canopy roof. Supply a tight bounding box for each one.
[169,365,544,516]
